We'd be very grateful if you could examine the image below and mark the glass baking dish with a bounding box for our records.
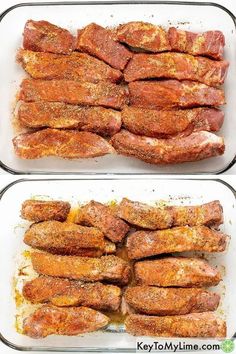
[0,177,235,352]
[0,1,235,174]
[0,1,236,174]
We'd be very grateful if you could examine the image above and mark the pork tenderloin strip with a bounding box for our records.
[76,23,133,70]
[128,80,225,109]
[121,106,224,139]
[17,49,122,83]
[125,286,220,315]
[125,313,226,338]
[124,52,229,87]
[75,200,129,243]
[23,19,75,55]
[168,27,225,60]
[18,102,121,137]
[24,220,116,256]
[13,129,114,159]
[110,130,225,165]
[21,199,71,222]
[23,276,121,311]
[23,305,109,338]
[31,252,131,285]
[116,21,171,52]
[127,226,227,259]
[117,198,223,229]
[134,257,222,287]
[19,79,128,110]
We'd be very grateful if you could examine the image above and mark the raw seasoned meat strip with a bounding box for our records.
[76,23,132,70]
[19,79,128,110]
[23,305,109,338]
[125,313,226,338]
[124,52,229,87]
[31,252,131,285]
[121,106,224,138]
[17,49,122,83]
[13,129,114,159]
[129,80,225,109]
[75,200,129,243]
[18,102,121,136]
[21,199,71,222]
[23,20,74,54]
[116,21,170,52]
[134,257,222,287]
[125,286,220,315]
[127,226,227,259]
[23,276,121,310]
[168,27,225,60]
[110,130,225,164]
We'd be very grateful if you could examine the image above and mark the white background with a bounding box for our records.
[0,0,236,353]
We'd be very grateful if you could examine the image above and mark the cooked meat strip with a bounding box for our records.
[121,106,224,139]
[168,28,225,60]
[17,49,122,83]
[23,276,121,311]
[125,286,220,315]
[110,130,225,164]
[23,305,109,338]
[117,198,173,230]
[31,252,131,285]
[134,257,222,287]
[127,226,227,260]
[13,129,114,159]
[75,201,129,243]
[19,79,128,110]
[116,21,170,52]
[21,199,71,222]
[24,220,109,256]
[128,80,225,109]
[171,200,223,227]
[18,102,121,136]
[125,313,226,338]
[124,52,229,87]
[117,199,223,229]
[76,23,132,70]
[23,20,74,55]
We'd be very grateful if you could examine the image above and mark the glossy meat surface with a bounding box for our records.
[19,79,128,109]
[134,257,222,287]
[23,305,109,338]
[129,80,225,109]
[18,102,122,136]
[21,199,71,222]
[23,20,74,54]
[111,130,225,164]
[117,198,173,230]
[125,286,220,315]
[24,221,108,256]
[31,252,131,285]
[124,52,228,86]
[116,21,170,52]
[17,49,122,83]
[127,226,227,259]
[121,106,224,138]
[168,28,225,60]
[23,276,121,311]
[13,129,114,159]
[76,201,129,243]
[76,23,132,70]
[125,313,226,338]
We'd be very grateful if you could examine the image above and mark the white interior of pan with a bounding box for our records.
[0,2,235,174]
[0,178,235,351]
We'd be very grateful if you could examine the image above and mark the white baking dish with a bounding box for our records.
[0,1,235,174]
[0,178,235,352]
